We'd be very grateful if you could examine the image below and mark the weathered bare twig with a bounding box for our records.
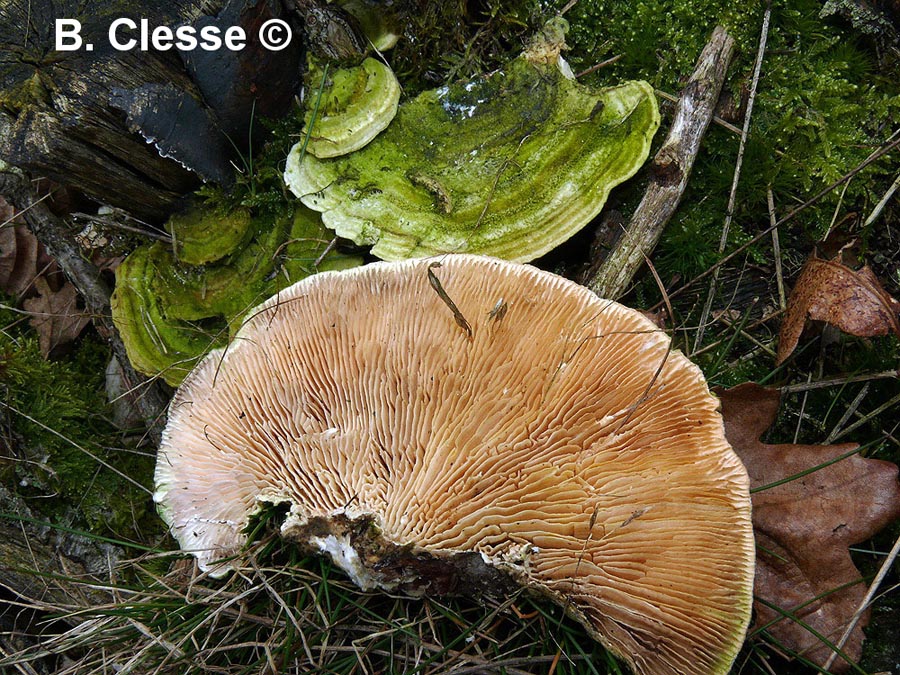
[831,389,900,443]
[653,90,741,135]
[823,531,900,671]
[0,167,168,445]
[586,26,735,299]
[779,370,899,394]
[694,3,771,351]
[863,170,900,228]
[767,187,787,310]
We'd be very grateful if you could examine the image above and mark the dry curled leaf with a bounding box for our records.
[3,194,87,356]
[22,277,91,358]
[0,223,40,298]
[718,383,900,671]
[777,254,900,364]
[1,196,39,298]
[1,195,61,300]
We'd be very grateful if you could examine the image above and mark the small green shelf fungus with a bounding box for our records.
[304,57,401,159]
[166,205,253,266]
[284,23,660,262]
[111,206,361,386]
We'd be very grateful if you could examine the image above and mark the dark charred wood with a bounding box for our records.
[110,82,236,185]
[0,0,303,221]
[182,0,303,140]
[0,0,205,220]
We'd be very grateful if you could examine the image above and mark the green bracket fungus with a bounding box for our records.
[166,204,253,265]
[284,23,660,263]
[304,57,401,159]
[111,206,361,386]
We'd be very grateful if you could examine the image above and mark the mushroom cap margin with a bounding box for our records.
[154,254,754,675]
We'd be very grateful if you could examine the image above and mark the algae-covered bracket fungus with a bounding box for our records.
[284,19,660,262]
[156,255,754,675]
[111,205,361,386]
[302,57,401,158]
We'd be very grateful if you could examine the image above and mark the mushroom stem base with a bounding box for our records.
[282,514,524,601]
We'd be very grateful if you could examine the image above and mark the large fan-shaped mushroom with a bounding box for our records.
[155,255,754,675]
[284,20,660,262]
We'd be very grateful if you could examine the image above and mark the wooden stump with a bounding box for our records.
[0,0,303,221]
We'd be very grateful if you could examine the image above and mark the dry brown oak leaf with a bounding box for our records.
[777,254,900,364]
[718,383,900,672]
[1,195,63,300]
[0,222,40,298]
[22,277,91,358]
[1,196,40,298]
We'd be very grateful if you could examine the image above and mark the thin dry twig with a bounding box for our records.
[768,187,787,310]
[716,306,777,358]
[71,211,173,244]
[826,384,870,444]
[822,532,900,671]
[689,308,784,357]
[576,54,623,78]
[694,1,772,351]
[779,370,899,394]
[863,171,900,228]
[831,390,900,442]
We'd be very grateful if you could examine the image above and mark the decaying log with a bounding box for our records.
[587,26,736,299]
[0,0,302,221]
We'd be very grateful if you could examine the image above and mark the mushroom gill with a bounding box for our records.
[155,255,754,675]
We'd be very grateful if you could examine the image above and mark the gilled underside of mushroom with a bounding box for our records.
[156,255,754,675]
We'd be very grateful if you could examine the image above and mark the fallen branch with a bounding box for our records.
[586,26,735,299]
[0,166,168,445]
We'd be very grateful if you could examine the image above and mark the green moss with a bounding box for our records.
[752,5,900,211]
[565,1,761,90]
[566,0,900,289]
[0,306,156,540]
[0,71,53,114]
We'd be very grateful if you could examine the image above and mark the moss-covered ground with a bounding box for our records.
[0,302,159,542]
[1,0,898,673]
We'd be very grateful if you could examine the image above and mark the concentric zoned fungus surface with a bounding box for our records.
[303,56,400,158]
[111,205,360,385]
[155,255,753,675]
[284,20,660,262]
